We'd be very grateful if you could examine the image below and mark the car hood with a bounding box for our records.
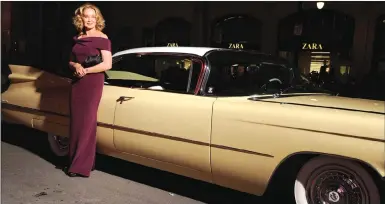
[248,93,385,114]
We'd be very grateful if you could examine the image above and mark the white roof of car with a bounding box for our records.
[113,47,224,57]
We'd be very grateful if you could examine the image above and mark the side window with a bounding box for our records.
[107,54,202,94]
[154,56,202,93]
[205,62,291,96]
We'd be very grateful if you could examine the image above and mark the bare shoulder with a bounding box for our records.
[99,32,108,39]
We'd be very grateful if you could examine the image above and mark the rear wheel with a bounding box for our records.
[47,133,69,157]
[294,156,380,204]
[1,73,10,93]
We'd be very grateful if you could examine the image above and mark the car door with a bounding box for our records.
[109,53,215,176]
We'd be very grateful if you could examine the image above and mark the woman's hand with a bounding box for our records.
[73,64,87,78]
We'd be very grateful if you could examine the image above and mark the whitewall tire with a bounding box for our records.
[294,156,380,204]
[47,133,69,157]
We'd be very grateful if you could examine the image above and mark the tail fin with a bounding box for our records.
[7,64,44,83]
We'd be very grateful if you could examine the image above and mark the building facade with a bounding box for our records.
[2,1,385,81]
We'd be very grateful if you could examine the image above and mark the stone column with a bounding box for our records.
[201,2,209,46]
[261,17,279,55]
[1,2,12,57]
[191,2,202,47]
[362,18,376,75]
[351,16,370,81]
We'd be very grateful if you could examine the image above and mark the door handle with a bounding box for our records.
[117,96,134,104]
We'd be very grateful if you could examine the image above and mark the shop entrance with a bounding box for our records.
[279,50,331,74]
[309,52,330,73]
[277,9,355,84]
[297,42,331,75]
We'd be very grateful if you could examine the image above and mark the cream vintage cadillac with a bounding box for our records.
[1,47,384,204]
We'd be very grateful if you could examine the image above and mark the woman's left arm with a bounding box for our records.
[84,49,112,74]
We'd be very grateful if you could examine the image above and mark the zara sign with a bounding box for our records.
[301,42,324,50]
[228,43,244,49]
[167,43,179,47]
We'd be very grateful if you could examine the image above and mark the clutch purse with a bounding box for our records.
[82,54,103,68]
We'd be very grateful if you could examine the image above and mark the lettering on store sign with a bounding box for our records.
[229,43,244,49]
[302,43,323,50]
[167,43,179,47]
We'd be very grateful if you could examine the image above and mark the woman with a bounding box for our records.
[66,3,112,178]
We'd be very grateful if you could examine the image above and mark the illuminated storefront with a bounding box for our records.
[153,17,191,47]
[278,9,355,82]
[372,14,385,74]
[210,15,262,51]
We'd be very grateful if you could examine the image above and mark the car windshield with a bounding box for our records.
[204,50,331,96]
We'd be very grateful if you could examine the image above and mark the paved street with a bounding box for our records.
[1,123,277,204]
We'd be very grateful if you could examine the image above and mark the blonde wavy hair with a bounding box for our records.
[72,3,105,34]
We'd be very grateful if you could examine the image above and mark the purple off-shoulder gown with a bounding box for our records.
[69,36,111,177]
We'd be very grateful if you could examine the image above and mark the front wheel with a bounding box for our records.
[47,133,69,157]
[294,156,380,204]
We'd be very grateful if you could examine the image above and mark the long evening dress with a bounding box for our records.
[69,36,111,177]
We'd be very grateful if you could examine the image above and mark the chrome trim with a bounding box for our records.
[248,98,385,115]
[2,105,275,158]
[211,144,274,158]
[2,103,68,118]
[199,57,211,95]
[98,122,274,158]
[239,120,385,143]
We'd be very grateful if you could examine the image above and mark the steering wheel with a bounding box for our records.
[260,78,283,91]
[268,78,282,84]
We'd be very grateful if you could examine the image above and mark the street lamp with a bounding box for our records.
[317,2,325,9]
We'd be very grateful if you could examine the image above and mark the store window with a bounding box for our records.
[210,15,262,51]
[278,9,355,82]
[154,17,191,47]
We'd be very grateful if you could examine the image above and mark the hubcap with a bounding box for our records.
[53,135,69,150]
[307,168,368,204]
[328,191,340,202]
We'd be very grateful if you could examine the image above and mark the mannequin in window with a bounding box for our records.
[319,60,329,84]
